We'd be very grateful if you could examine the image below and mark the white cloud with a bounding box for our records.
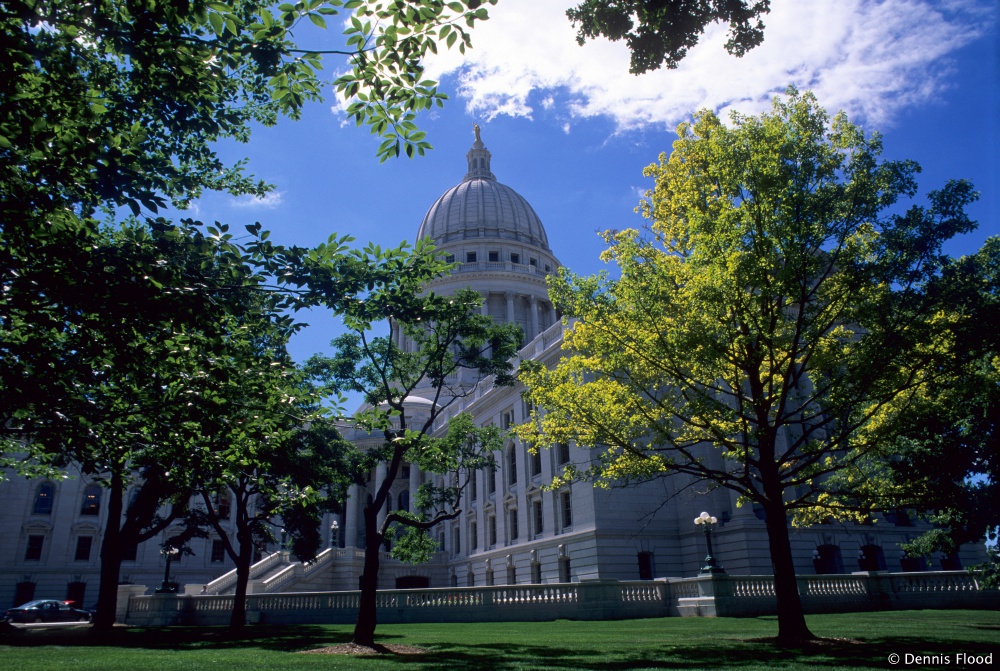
[232,191,285,209]
[424,0,990,131]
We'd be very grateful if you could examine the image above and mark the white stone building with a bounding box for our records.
[0,132,984,607]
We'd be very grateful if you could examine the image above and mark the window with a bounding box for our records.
[397,491,409,512]
[488,251,499,262]
[466,251,477,263]
[74,536,93,561]
[486,569,494,586]
[510,253,520,264]
[211,540,226,563]
[213,493,230,520]
[444,254,455,263]
[488,516,497,547]
[531,562,541,584]
[557,442,570,465]
[122,543,138,562]
[559,557,572,583]
[530,449,542,477]
[561,491,573,528]
[470,521,478,550]
[470,471,477,501]
[32,482,55,515]
[25,534,44,561]
[501,410,514,429]
[487,464,497,495]
[529,258,537,267]
[507,446,518,485]
[509,509,519,541]
[638,552,654,580]
[467,569,475,587]
[507,565,516,585]
[80,485,101,516]
[533,500,544,537]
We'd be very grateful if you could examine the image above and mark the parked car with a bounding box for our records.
[4,599,91,623]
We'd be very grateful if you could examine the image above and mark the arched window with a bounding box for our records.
[638,551,655,580]
[32,482,55,515]
[80,485,102,516]
[859,544,887,571]
[813,544,845,574]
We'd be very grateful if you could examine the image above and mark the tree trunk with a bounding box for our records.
[229,527,253,632]
[94,469,125,631]
[352,507,382,646]
[761,496,814,645]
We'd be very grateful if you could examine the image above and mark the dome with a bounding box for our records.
[416,127,550,250]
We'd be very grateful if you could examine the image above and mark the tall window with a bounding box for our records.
[638,552,654,580]
[508,508,519,541]
[488,516,497,547]
[80,484,101,516]
[530,449,542,477]
[487,464,497,495]
[470,471,477,501]
[531,562,541,584]
[557,442,570,465]
[211,540,226,563]
[532,500,543,537]
[32,482,55,515]
[561,491,573,528]
[507,446,517,485]
[24,534,44,561]
[559,557,572,583]
[507,565,516,585]
[213,492,231,520]
[470,521,478,550]
[452,528,460,556]
[74,536,93,561]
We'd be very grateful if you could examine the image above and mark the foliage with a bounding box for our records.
[305,280,521,646]
[517,89,980,644]
[566,0,770,74]
[851,238,999,559]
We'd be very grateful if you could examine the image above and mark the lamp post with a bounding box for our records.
[156,546,180,593]
[330,520,340,549]
[694,511,725,574]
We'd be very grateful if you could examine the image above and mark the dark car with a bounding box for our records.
[4,599,91,623]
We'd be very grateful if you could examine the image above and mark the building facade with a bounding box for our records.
[0,132,985,607]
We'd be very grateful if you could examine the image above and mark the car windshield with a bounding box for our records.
[15,600,54,609]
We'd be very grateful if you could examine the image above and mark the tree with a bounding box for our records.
[566,0,770,74]
[305,280,521,647]
[517,89,980,645]
[850,238,999,563]
[1,0,497,470]
[1,219,306,630]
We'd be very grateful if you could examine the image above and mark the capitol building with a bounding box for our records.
[0,132,984,608]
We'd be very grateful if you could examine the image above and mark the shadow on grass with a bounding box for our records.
[2,623,996,670]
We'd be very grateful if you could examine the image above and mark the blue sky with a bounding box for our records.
[187,0,999,364]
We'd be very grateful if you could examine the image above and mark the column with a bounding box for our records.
[375,462,388,532]
[409,462,421,514]
[529,295,539,342]
[505,292,515,327]
[344,484,359,548]
[480,291,490,317]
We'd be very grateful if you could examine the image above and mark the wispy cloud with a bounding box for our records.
[232,191,285,209]
[424,0,990,131]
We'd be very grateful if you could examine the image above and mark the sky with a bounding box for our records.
[187,0,1000,364]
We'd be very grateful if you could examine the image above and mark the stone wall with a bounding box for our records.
[122,571,995,627]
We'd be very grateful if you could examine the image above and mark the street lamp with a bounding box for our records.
[156,546,180,593]
[694,511,725,574]
[330,520,340,549]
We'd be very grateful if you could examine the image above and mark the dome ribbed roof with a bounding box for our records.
[416,127,550,250]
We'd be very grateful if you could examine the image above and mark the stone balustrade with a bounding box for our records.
[121,571,996,627]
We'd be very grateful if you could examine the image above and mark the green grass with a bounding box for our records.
[2,610,997,671]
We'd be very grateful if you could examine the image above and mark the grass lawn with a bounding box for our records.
[1,610,997,671]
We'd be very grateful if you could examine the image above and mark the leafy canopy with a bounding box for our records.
[566,0,770,74]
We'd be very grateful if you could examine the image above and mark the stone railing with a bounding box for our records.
[123,571,995,627]
[674,571,996,618]
[202,551,287,595]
